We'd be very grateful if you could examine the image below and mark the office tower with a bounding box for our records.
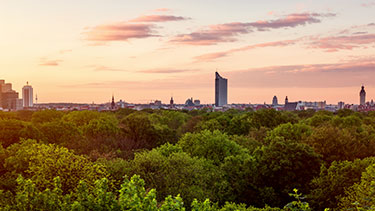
[272,96,278,105]
[215,72,228,107]
[360,85,366,105]
[22,82,33,108]
[285,96,288,104]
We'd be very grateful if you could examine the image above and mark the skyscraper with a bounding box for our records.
[22,82,33,108]
[360,85,366,105]
[215,72,228,107]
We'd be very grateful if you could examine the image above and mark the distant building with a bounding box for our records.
[22,82,33,108]
[185,97,195,106]
[360,85,366,105]
[215,72,228,107]
[338,101,345,110]
[170,97,174,107]
[194,99,201,105]
[272,96,278,105]
[111,95,115,110]
[0,79,22,110]
[284,96,298,111]
[154,100,162,107]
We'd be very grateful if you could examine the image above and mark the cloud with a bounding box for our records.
[248,13,335,30]
[194,39,299,62]
[39,60,62,66]
[171,12,334,45]
[62,58,375,91]
[84,22,158,42]
[138,68,197,74]
[309,33,375,52]
[131,15,188,22]
[225,59,375,88]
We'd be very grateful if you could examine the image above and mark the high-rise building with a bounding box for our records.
[272,96,278,105]
[22,82,33,108]
[360,85,366,105]
[0,79,22,110]
[215,72,228,107]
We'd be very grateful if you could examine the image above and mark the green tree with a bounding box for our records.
[253,138,322,207]
[178,130,248,165]
[31,109,65,124]
[338,164,375,210]
[1,139,108,193]
[120,112,159,149]
[0,119,42,147]
[309,157,375,210]
[124,144,222,206]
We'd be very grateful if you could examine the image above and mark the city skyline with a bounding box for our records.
[1,0,375,104]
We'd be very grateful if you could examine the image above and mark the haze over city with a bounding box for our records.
[1,0,375,104]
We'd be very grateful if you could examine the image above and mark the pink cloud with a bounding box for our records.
[39,59,62,66]
[84,22,158,42]
[225,59,375,88]
[130,15,189,22]
[194,39,299,62]
[62,58,375,90]
[171,12,334,45]
[248,13,334,30]
[309,33,375,52]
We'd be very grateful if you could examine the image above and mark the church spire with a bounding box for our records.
[111,94,115,110]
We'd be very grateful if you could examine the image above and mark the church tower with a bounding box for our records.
[111,94,115,110]
[360,85,366,105]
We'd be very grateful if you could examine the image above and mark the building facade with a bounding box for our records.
[360,85,366,105]
[215,72,228,107]
[22,82,33,108]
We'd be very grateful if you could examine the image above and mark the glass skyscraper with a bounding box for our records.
[215,72,228,107]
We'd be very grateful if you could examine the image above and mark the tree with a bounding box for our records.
[37,120,84,145]
[120,112,159,149]
[264,123,312,145]
[338,164,375,210]
[1,139,108,193]
[309,157,375,210]
[178,130,248,165]
[306,125,375,163]
[253,138,322,207]
[0,119,42,147]
[31,109,64,124]
[124,144,223,206]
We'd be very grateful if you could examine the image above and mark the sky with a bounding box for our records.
[1,0,375,104]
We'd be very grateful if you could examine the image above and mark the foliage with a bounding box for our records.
[0,139,108,193]
[309,157,375,210]
[338,164,375,210]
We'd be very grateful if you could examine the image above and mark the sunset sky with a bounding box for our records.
[1,0,375,104]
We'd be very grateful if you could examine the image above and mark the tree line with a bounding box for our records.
[1,108,375,210]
